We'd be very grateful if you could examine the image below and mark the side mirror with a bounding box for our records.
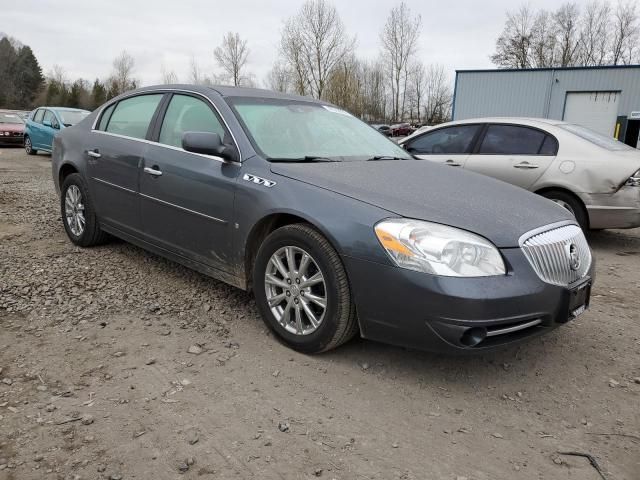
[182,132,238,163]
[52,121,60,130]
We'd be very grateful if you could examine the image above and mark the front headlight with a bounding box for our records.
[374,219,506,277]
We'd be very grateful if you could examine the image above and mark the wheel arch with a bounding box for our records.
[243,211,342,292]
[534,186,589,228]
[58,163,79,191]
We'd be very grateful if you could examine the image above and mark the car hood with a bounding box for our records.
[270,160,574,248]
[0,123,24,132]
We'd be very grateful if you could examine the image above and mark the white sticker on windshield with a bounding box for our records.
[323,105,352,116]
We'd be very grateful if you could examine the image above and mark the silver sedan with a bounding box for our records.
[400,117,640,230]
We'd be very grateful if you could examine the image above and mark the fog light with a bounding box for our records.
[460,327,487,347]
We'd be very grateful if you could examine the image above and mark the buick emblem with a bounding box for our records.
[567,243,580,271]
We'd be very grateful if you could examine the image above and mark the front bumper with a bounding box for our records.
[581,187,640,229]
[343,248,595,354]
[0,135,24,145]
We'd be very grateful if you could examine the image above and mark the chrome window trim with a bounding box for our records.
[139,193,227,224]
[91,88,242,164]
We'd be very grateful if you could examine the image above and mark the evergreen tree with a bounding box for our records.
[13,46,44,108]
[91,79,107,108]
[0,37,18,107]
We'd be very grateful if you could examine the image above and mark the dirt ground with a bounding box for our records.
[0,147,639,480]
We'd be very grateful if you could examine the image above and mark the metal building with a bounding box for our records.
[452,65,640,148]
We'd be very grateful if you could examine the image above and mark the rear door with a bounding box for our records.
[86,93,165,235]
[139,92,240,273]
[464,124,557,189]
[403,124,481,168]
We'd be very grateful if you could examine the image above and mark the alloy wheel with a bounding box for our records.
[64,185,86,236]
[264,246,327,335]
[25,138,32,154]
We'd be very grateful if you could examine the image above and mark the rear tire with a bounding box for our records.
[540,190,588,230]
[24,136,37,155]
[61,173,108,247]
[253,224,358,353]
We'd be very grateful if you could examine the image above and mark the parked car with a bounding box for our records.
[399,118,640,230]
[403,124,432,141]
[0,110,25,145]
[371,124,392,136]
[52,86,592,354]
[390,123,413,137]
[24,107,90,155]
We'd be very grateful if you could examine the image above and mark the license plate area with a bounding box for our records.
[568,279,591,319]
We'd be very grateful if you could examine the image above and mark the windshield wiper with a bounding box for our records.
[366,155,408,161]
[269,156,341,163]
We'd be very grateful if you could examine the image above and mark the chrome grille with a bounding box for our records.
[520,224,592,287]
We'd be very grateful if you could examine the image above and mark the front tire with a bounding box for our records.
[253,224,358,353]
[24,136,37,155]
[60,173,108,247]
[540,190,588,230]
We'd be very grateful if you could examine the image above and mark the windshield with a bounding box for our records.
[0,112,24,124]
[228,97,411,161]
[558,123,634,151]
[57,110,89,127]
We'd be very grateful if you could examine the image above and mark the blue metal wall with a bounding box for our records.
[453,66,640,121]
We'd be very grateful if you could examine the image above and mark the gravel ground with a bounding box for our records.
[1,147,639,480]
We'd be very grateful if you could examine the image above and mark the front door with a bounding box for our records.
[139,93,240,273]
[86,93,165,235]
[40,110,58,151]
[403,124,482,168]
[464,124,556,189]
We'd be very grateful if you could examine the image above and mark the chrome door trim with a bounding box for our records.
[139,193,227,224]
[90,88,242,164]
[91,177,137,194]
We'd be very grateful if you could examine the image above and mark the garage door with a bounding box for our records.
[563,91,619,136]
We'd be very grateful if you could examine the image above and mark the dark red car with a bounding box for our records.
[0,110,26,145]
[390,123,413,137]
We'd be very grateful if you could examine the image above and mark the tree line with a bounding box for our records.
[0,35,44,109]
[491,0,639,68]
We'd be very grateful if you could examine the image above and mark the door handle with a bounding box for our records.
[513,162,539,169]
[445,159,462,167]
[87,149,101,159]
[144,166,163,177]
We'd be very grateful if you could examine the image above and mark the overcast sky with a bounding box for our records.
[5,0,563,88]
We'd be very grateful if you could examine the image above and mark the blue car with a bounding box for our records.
[24,107,90,155]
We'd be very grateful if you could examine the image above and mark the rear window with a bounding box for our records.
[406,125,480,155]
[105,94,163,139]
[559,123,634,151]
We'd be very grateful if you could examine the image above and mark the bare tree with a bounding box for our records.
[408,62,426,124]
[161,64,178,84]
[579,1,611,66]
[280,0,355,99]
[611,1,639,64]
[266,61,291,93]
[214,32,250,86]
[423,64,452,125]
[554,3,581,66]
[110,51,136,95]
[490,5,535,68]
[188,56,203,85]
[380,2,422,121]
[530,10,558,67]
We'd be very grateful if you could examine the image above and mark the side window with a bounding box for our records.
[406,125,480,154]
[33,109,44,123]
[539,135,559,155]
[97,103,116,131]
[42,110,55,126]
[105,94,163,139]
[159,94,225,148]
[478,125,546,155]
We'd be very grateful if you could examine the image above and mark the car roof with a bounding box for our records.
[444,117,567,128]
[32,107,90,112]
[134,84,322,104]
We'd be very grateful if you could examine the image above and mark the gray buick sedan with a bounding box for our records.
[52,85,594,353]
